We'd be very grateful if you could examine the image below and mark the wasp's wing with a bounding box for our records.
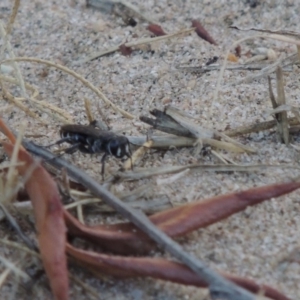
[60,125,118,140]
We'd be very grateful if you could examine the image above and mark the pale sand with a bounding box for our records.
[0,0,300,299]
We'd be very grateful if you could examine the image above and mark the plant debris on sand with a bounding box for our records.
[1,0,300,299]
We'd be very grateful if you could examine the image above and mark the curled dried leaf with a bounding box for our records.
[67,244,290,300]
[147,24,166,36]
[191,20,217,45]
[64,210,155,254]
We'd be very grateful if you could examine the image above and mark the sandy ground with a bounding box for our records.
[1,0,300,299]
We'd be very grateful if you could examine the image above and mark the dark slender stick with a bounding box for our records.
[0,203,37,251]
[23,140,254,300]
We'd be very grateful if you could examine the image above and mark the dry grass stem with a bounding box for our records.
[203,138,255,153]
[178,62,293,73]
[275,67,290,144]
[5,0,20,36]
[214,133,256,153]
[128,134,256,151]
[80,28,195,63]
[116,183,153,201]
[123,140,153,170]
[0,22,27,99]
[76,204,84,224]
[64,198,101,210]
[70,190,92,198]
[297,45,300,61]
[0,74,39,98]
[0,75,70,123]
[0,104,14,114]
[0,78,46,123]
[61,168,72,196]
[12,201,33,215]
[115,164,296,181]
[84,98,94,123]
[66,197,170,214]
[66,183,167,213]
[156,169,190,186]
[65,183,171,214]
[1,151,40,210]
[0,57,134,119]
[224,116,300,137]
[69,273,99,300]
[211,150,231,165]
[230,26,300,41]
[3,123,26,205]
[268,76,277,111]
[128,135,196,148]
[79,45,119,63]
[0,239,38,258]
[31,100,73,123]
[0,255,29,280]
[228,54,287,86]
[267,105,300,122]
[0,268,11,289]
[10,158,41,198]
[61,166,85,223]
[126,28,194,47]
[0,161,23,170]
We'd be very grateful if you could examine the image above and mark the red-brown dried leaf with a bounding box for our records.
[0,119,68,300]
[65,181,300,255]
[66,243,289,300]
[147,24,166,36]
[0,119,18,145]
[119,44,132,56]
[151,180,300,235]
[2,142,69,300]
[64,210,155,254]
[191,20,217,45]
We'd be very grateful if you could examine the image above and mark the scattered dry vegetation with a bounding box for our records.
[1,0,300,299]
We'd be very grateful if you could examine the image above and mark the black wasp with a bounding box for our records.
[50,122,132,178]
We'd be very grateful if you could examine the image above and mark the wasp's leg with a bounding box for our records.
[64,143,81,154]
[78,144,95,154]
[44,143,80,162]
[44,137,72,148]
